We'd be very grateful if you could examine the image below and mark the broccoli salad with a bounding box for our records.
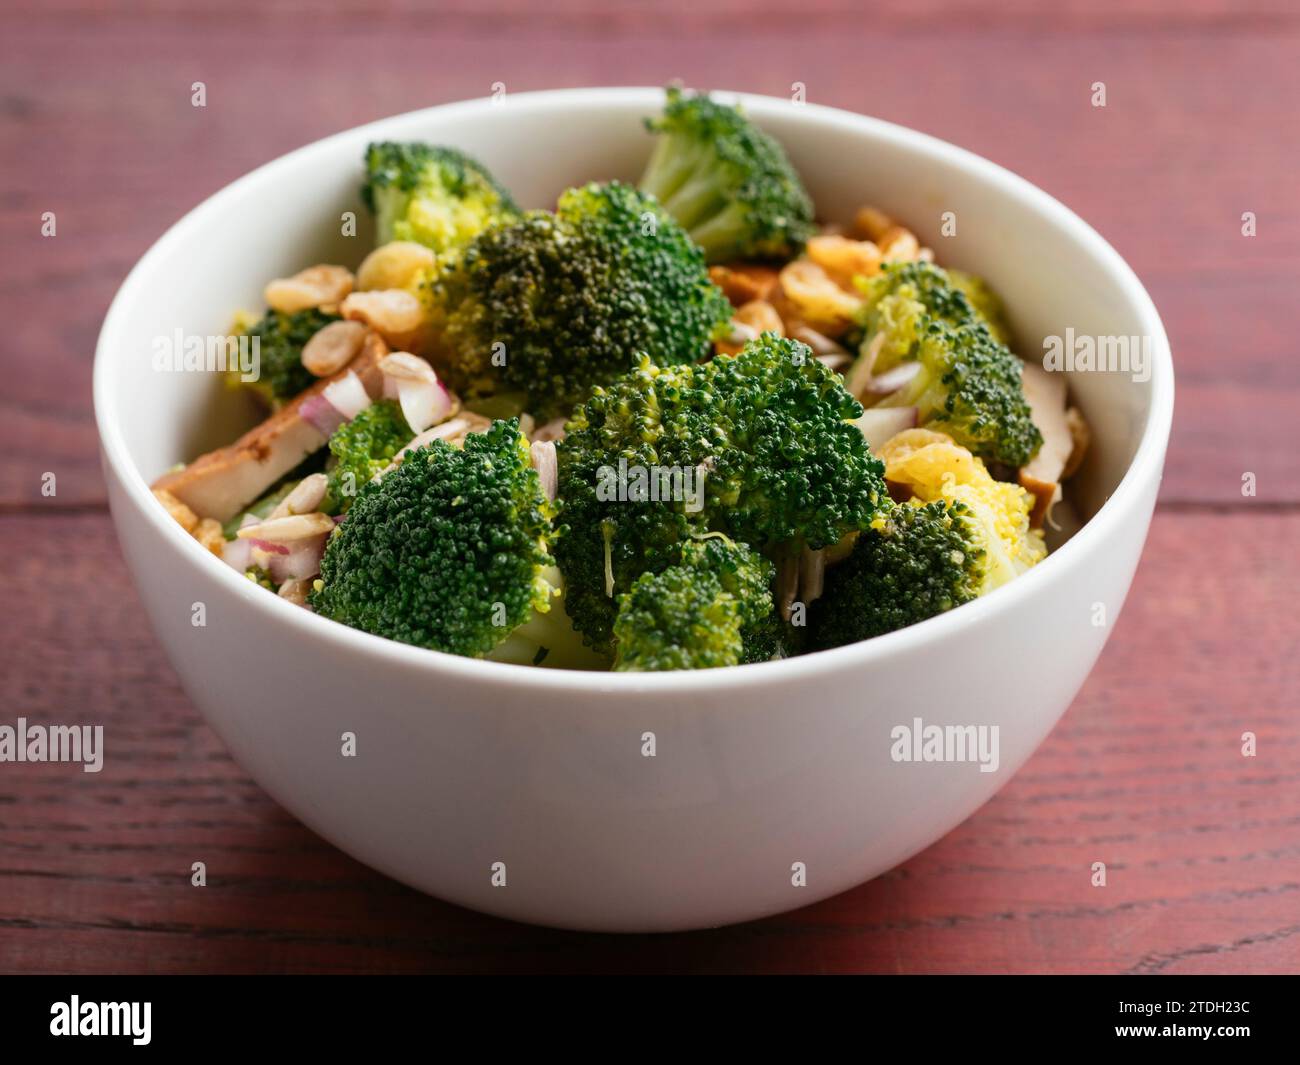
[152,86,1090,672]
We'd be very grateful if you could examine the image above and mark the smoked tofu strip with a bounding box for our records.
[152,332,389,522]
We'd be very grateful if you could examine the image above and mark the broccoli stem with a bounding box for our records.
[639,134,703,203]
[686,202,750,262]
[659,169,726,231]
[484,570,611,670]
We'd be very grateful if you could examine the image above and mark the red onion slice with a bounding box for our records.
[395,377,454,435]
[531,417,568,443]
[816,351,853,373]
[299,392,346,438]
[322,370,373,420]
[791,325,850,358]
[267,533,328,582]
[222,536,253,571]
[854,407,919,450]
[845,332,884,398]
[846,332,922,401]
[377,354,455,434]
[861,361,921,399]
[530,440,558,502]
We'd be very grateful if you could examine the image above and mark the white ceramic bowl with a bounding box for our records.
[95,88,1172,932]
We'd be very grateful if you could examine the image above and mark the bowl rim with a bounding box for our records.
[94,86,1174,695]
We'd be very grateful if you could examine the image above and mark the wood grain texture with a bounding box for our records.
[1,508,1296,974]
[1,0,1296,973]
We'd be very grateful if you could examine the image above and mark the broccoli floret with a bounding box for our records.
[639,86,815,263]
[614,564,743,671]
[697,337,886,549]
[809,500,985,649]
[361,142,519,252]
[311,419,598,665]
[321,400,412,513]
[426,180,732,418]
[877,319,1043,468]
[554,334,889,652]
[948,269,1013,346]
[613,535,778,671]
[877,430,1047,592]
[235,308,337,406]
[854,262,1042,467]
[553,359,699,651]
[855,261,978,373]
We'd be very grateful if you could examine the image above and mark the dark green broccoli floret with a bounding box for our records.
[614,564,741,671]
[696,337,885,549]
[612,535,778,671]
[853,262,1042,467]
[555,334,889,652]
[235,308,337,405]
[361,142,519,252]
[809,500,985,649]
[639,86,815,263]
[310,419,598,665]
[425,180,731,418]
[322,400,412,513]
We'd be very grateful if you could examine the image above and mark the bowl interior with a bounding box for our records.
[99,88,1160,557]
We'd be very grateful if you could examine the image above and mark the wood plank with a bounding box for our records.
[0,14,1297,505]
[8,1,1300,29]
[1,506,1295,973]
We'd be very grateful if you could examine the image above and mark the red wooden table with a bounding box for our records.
[1,0,1297,974]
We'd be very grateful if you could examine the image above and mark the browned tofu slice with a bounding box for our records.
[1018,360,1078,528]
[152,332,389,522]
